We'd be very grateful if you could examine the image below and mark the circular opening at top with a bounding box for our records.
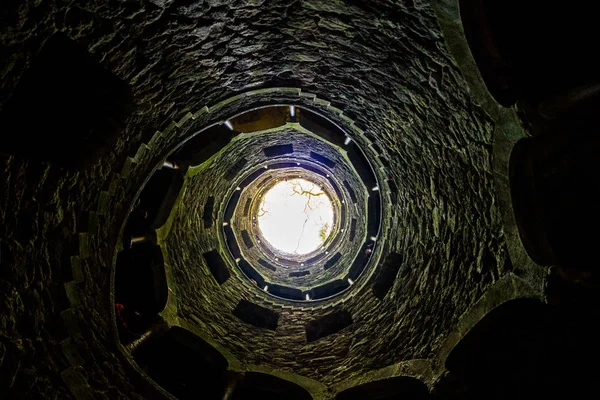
[257,178,334,255]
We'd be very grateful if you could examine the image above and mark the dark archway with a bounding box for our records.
[336,376,430,400]
[459,0,600,108]
[114,242,168,342]
[133,327,229,400]
[510,108,600,274]
[445,298,600,400]
[232,372,312,400]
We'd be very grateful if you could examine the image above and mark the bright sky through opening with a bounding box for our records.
[257,178,334,255]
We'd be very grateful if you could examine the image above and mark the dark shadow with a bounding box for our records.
[224,190,241,221]
[232,372,312,400]
[372,253,403,300]
[336,376,429,400]
[224,225,241,259]
[289,270,309,278]
[173,124,234,167]
[511,110,600,272]
[458,0,516,106]
[243,198,252,216]
[349,218,357,242]
[346,143,377,189]
[241,230,254,249]
[344,181,358,203]
[310,152,336,168]
[0,33,132,169]
[125,168,184,238]
[305,310,353,342]
[203,196,215,229]
[311,279,349,301]
[348,242,372,280]
[133,326,228,400]
[445,298,600,399]
[225,158,248,181]
[367,193,381,237]
[269,284,304,301]
[230,106,289,133]
[264,144,294,157]
[239,167,265,189]
[509,137,556,265]
[530,128,600,271]
[258,259,276,271]
[237,259,265,288]
[115,243,167,337]
[147,169,184,230]
[233,300,279,331]
[202,250,231,285]
[459,0,599,106]
[298,108,346,147]
[324,252,342,270]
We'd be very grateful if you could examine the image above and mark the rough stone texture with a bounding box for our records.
[183,123,370,289]
[0,0,509,397]
[166,122,382,380]
[233,165,359,288]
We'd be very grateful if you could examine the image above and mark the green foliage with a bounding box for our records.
[319,223,330,241]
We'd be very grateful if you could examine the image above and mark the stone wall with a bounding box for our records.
[0,0,508,397]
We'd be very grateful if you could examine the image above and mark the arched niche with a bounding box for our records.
[510,123,600,272]
[125,167,185,239]
[335,376,430,400]
[0,32,133,169]
[458,0,516,106]
[445,298,600,399]
[232,372,312,400]
[115,243,168,339]
[459,0,599,107]
[133,326,229,400]
[508,137,556,266]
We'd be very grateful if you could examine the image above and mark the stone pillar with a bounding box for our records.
[221,371,243,400]
[125,318,170,353]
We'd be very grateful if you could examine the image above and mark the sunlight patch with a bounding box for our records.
[257,178,334,255]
